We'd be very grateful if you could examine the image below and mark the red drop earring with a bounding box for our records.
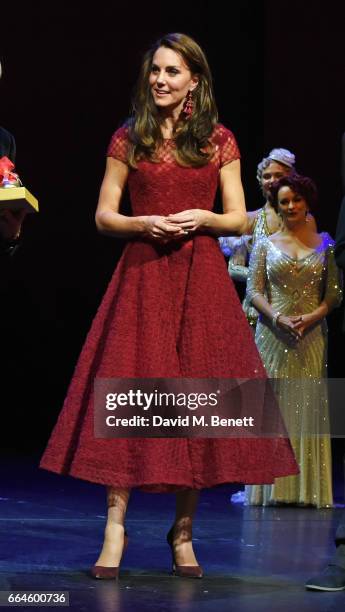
[183,90,194,118]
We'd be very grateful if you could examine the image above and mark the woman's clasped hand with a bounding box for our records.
[144,209,212,243]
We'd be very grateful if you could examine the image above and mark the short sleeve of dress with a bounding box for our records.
[107,126,129,164]
[213,124,241,167]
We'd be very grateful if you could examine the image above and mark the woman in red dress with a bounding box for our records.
[40,33,298,579]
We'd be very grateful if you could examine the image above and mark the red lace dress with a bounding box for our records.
[40,124,298,492]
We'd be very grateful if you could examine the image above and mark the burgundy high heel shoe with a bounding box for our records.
[167,526,203,578]
[90,529,129,580]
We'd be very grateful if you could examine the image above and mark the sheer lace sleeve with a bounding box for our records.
[246,238,268,303]
[323,244,343,310]
[107,126,129,163]
[213,124,241,167]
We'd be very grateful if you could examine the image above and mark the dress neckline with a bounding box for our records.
[268,233,328,262]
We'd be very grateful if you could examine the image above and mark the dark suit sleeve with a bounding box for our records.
[0,128,19,255]
[0,126,16,163]
[341,132,345,196]
[336,132,345,270]
[332,134,345,551]
[0,238,20,257]
[335,197,345,270]
[8,132,16,164]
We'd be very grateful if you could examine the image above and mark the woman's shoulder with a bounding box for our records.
[319,231,335,251]
[248,207,264,229]
[211,123,237,143]
[266,230,281,244]
[210,124,241,165]
[109,123,130,142]
[107,123,130,161]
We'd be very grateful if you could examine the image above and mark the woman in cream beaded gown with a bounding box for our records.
[219,148,316,327]
[245,174,342,508]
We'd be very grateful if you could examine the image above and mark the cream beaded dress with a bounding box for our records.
[221,207,275,327]
[245,233,342,508]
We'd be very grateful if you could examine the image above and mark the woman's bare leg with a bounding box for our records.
[94,487,131,567]
[172,489,200,566]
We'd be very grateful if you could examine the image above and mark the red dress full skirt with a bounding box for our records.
[40,237,298,492]
[40,124,299,491]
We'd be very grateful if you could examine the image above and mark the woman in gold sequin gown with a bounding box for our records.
[245,175,342,508]
[220,148,316,327]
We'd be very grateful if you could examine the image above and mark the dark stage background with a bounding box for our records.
[1,1,344,465]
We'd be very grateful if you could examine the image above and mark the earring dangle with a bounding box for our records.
[183,90,194,118]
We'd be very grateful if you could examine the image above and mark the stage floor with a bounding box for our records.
[0,457,344,612]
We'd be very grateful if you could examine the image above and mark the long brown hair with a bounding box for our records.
[126,33,218,168]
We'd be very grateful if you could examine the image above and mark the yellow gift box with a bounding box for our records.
[0,186,39,213]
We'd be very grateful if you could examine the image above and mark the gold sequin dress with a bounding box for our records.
[245,232,343,508]
[226,207,273,327]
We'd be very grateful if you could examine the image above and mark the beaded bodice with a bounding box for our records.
[247,233,342,317]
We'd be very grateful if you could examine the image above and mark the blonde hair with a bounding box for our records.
[256,148,296,183]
